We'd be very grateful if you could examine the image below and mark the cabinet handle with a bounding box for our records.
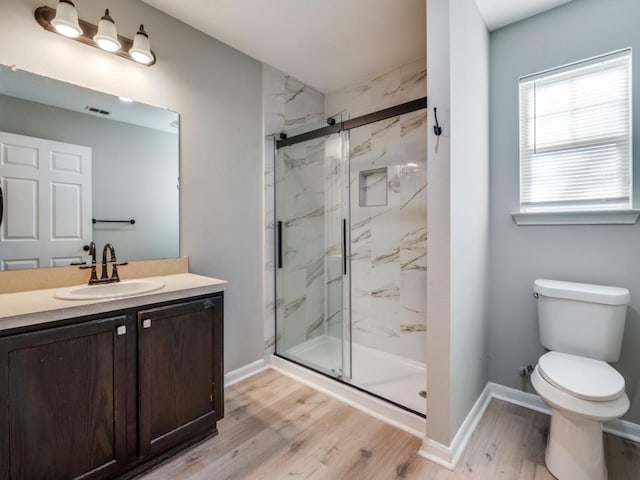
[116,325,127,336]
[142,319,152,329]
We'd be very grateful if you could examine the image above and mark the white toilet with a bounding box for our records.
[530,279,630,480]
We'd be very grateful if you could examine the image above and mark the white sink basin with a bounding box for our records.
[55,279,165,300]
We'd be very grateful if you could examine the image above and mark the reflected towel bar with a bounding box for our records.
[92,218,136,224]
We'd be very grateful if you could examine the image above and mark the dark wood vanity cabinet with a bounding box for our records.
[0,314,130,480]
[0,292,224,480]
[137,296,223,459]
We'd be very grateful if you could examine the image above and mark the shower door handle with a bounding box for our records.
[277,221,283,269]
[0,184,3,227]
[342,219,347,275]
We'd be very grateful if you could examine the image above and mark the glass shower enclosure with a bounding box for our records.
[274,125,351,380]
[274,102,428,416]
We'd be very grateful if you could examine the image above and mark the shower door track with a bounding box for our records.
[272,353,427,419]
[276,97,427,149]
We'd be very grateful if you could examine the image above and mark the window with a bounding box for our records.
[519,49,632,215]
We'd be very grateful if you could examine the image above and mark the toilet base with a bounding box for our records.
[546,409,606,480]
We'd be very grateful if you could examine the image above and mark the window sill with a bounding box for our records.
[511,210,640,225]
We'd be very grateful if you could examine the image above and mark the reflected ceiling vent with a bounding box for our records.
[85,105,110,115]
[169,120,179,129]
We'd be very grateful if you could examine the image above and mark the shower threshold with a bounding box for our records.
[281,335,427,416]
[271,351,426,438]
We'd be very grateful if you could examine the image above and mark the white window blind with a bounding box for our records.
[519,49,632,213]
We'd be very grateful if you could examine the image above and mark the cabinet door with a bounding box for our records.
[138,295,223,459]
[0,315,129,480]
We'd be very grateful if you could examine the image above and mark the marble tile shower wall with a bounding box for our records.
[262,65,325,358]
[262,59,427,364]
[325,58,426,119]
[347,112,427,363]
[325,59,427,364]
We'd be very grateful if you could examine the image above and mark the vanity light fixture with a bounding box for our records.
[50,0,82,38]
[94,9,120,52]
[35,4,156,66]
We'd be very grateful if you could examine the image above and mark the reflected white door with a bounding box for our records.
[0,131,92,270]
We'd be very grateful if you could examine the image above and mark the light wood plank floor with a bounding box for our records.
[140,369,640,479]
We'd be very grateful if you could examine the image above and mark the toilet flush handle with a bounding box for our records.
[533,292,539,299]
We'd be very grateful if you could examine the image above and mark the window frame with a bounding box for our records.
[513,48,638,225]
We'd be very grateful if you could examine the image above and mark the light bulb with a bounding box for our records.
[94,9,121,52]
[129,25,154,65]
[51,0,82,38]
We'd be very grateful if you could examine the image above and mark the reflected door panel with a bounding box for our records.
[0,131,92,270]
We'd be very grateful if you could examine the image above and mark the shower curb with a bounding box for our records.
[270,355,426,437]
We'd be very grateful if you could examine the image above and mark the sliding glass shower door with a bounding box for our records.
[274,126,350,379]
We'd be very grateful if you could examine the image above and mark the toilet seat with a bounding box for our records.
[538,351,625,402]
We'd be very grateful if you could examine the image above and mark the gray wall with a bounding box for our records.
[449,0,490,440]
[0,94,179,262]
[490,0,640,423]
[425,0,489,446]
[0,0,264,374]
[425,0,452,446]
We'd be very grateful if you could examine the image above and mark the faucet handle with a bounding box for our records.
[79,263,99,284]
[110,262,128,282]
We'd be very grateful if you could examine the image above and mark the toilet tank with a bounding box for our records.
[534,279,630,362]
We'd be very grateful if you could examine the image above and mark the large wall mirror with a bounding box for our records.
[0,65,179,271]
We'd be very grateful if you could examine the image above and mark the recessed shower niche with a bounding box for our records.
[359,167,388,207]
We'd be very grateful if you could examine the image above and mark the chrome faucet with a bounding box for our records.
[79,242,127,285]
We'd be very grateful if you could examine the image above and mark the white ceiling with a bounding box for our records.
[142,0,575,93]
[142,0,426,94]
[474,0,575,31]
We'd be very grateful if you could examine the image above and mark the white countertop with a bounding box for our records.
[0,273,227,333]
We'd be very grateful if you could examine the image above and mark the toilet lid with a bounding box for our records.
[538,352,625,402]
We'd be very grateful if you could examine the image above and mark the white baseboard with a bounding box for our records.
[488,382,550,414]
[419,381,640,471]
[224,359,269,387]
[420,438,454,469]
[487,382,640,444]
[418,382,493,469]
[606,417,640,443]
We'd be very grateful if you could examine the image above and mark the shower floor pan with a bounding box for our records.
[286,335,426,415]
